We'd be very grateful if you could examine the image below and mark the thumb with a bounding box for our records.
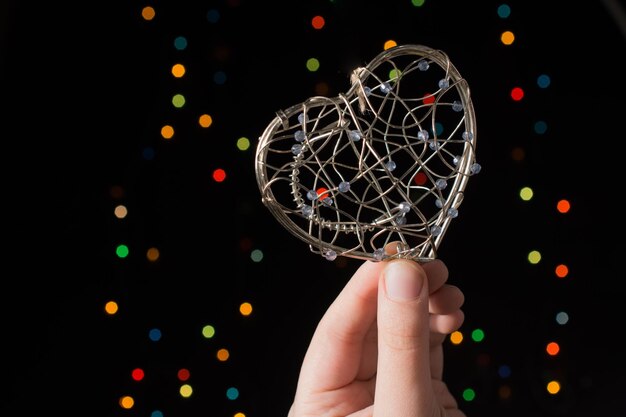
[374,259,435,417]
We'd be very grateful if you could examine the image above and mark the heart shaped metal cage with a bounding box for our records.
[255,44,480,262]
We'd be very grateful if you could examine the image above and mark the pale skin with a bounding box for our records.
[288,254,466,417]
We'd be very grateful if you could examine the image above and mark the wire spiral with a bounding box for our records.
[255,44,480,262]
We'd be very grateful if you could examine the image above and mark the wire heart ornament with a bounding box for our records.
[255,44,480,262]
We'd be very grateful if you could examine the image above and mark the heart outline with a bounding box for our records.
[255,44,480,262]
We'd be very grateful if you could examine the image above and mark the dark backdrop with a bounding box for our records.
[2,1,625,416]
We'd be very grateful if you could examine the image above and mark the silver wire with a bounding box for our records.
[255,44,480,262]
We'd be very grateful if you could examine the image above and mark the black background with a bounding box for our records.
[2,1,625,416]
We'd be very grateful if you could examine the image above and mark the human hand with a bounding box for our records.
[288,256,466,417]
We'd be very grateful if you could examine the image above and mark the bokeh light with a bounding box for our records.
[213,168,227,182]
[199,113,213,128]
[239,302,253,316]
[500,30,515,45]
[104,301,119,315]
[528,250,542,264]
[311,15,325,29]
[510,86,524,101]
[520,186,533,201]
[556,199,571,213]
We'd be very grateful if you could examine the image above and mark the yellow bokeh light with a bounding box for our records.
[557,199,571,213]
[217,348,230,361]
[498,385,512,399]
[511,146,525,161]
[237,137,250,151]
[202,325,215,338]
[555,264,568,278]
[180,384,193,398]
[546,341,560,356]
[306,57,320,72]
[501,30,515,45]
[172,93,186,108]
[234,413,246,417]
[528,250,542,264]
[519,186,533,201]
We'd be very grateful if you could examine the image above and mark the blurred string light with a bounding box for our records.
[462,388,476,401]
[148,328,162,342]
[555,311,569,325]
[172,93,186,108]
[174,36,188,50]
[546,380,561,394]
[178,368,191,381]
[179,384,193,398]
[527,250,541,264]
[119,395,135,409]
[146,247,160,262]
[519,186,533,201]
[498,364,512,378]
[141,6,156,21]
[534,120,547,134]
[306,57,320,72]
[497,2,514,46]
[500,30,515,45]
[239,302,253,316]
[510,86,524,101]
[132,368,145,381]
[199,114,213,128]
[555,264,568,278]
[143,147,156,160]
[172,63,186,78]
[511,146,525,161]
[537,74,551,88]
[471,328,485,342]
[213,168,227,182]
[250,249,263,262]
[217,348,230,362]
[214,70,227,85]
[236,137,250,151]
[207,9,220,23]
[105,300,119,315]
[311,15,325,29]
[202,324,216,338]
[116,244,129,258]
[383,39,398,50]
[449,330,463,345]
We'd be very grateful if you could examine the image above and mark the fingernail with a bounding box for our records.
[384,261,423,301]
